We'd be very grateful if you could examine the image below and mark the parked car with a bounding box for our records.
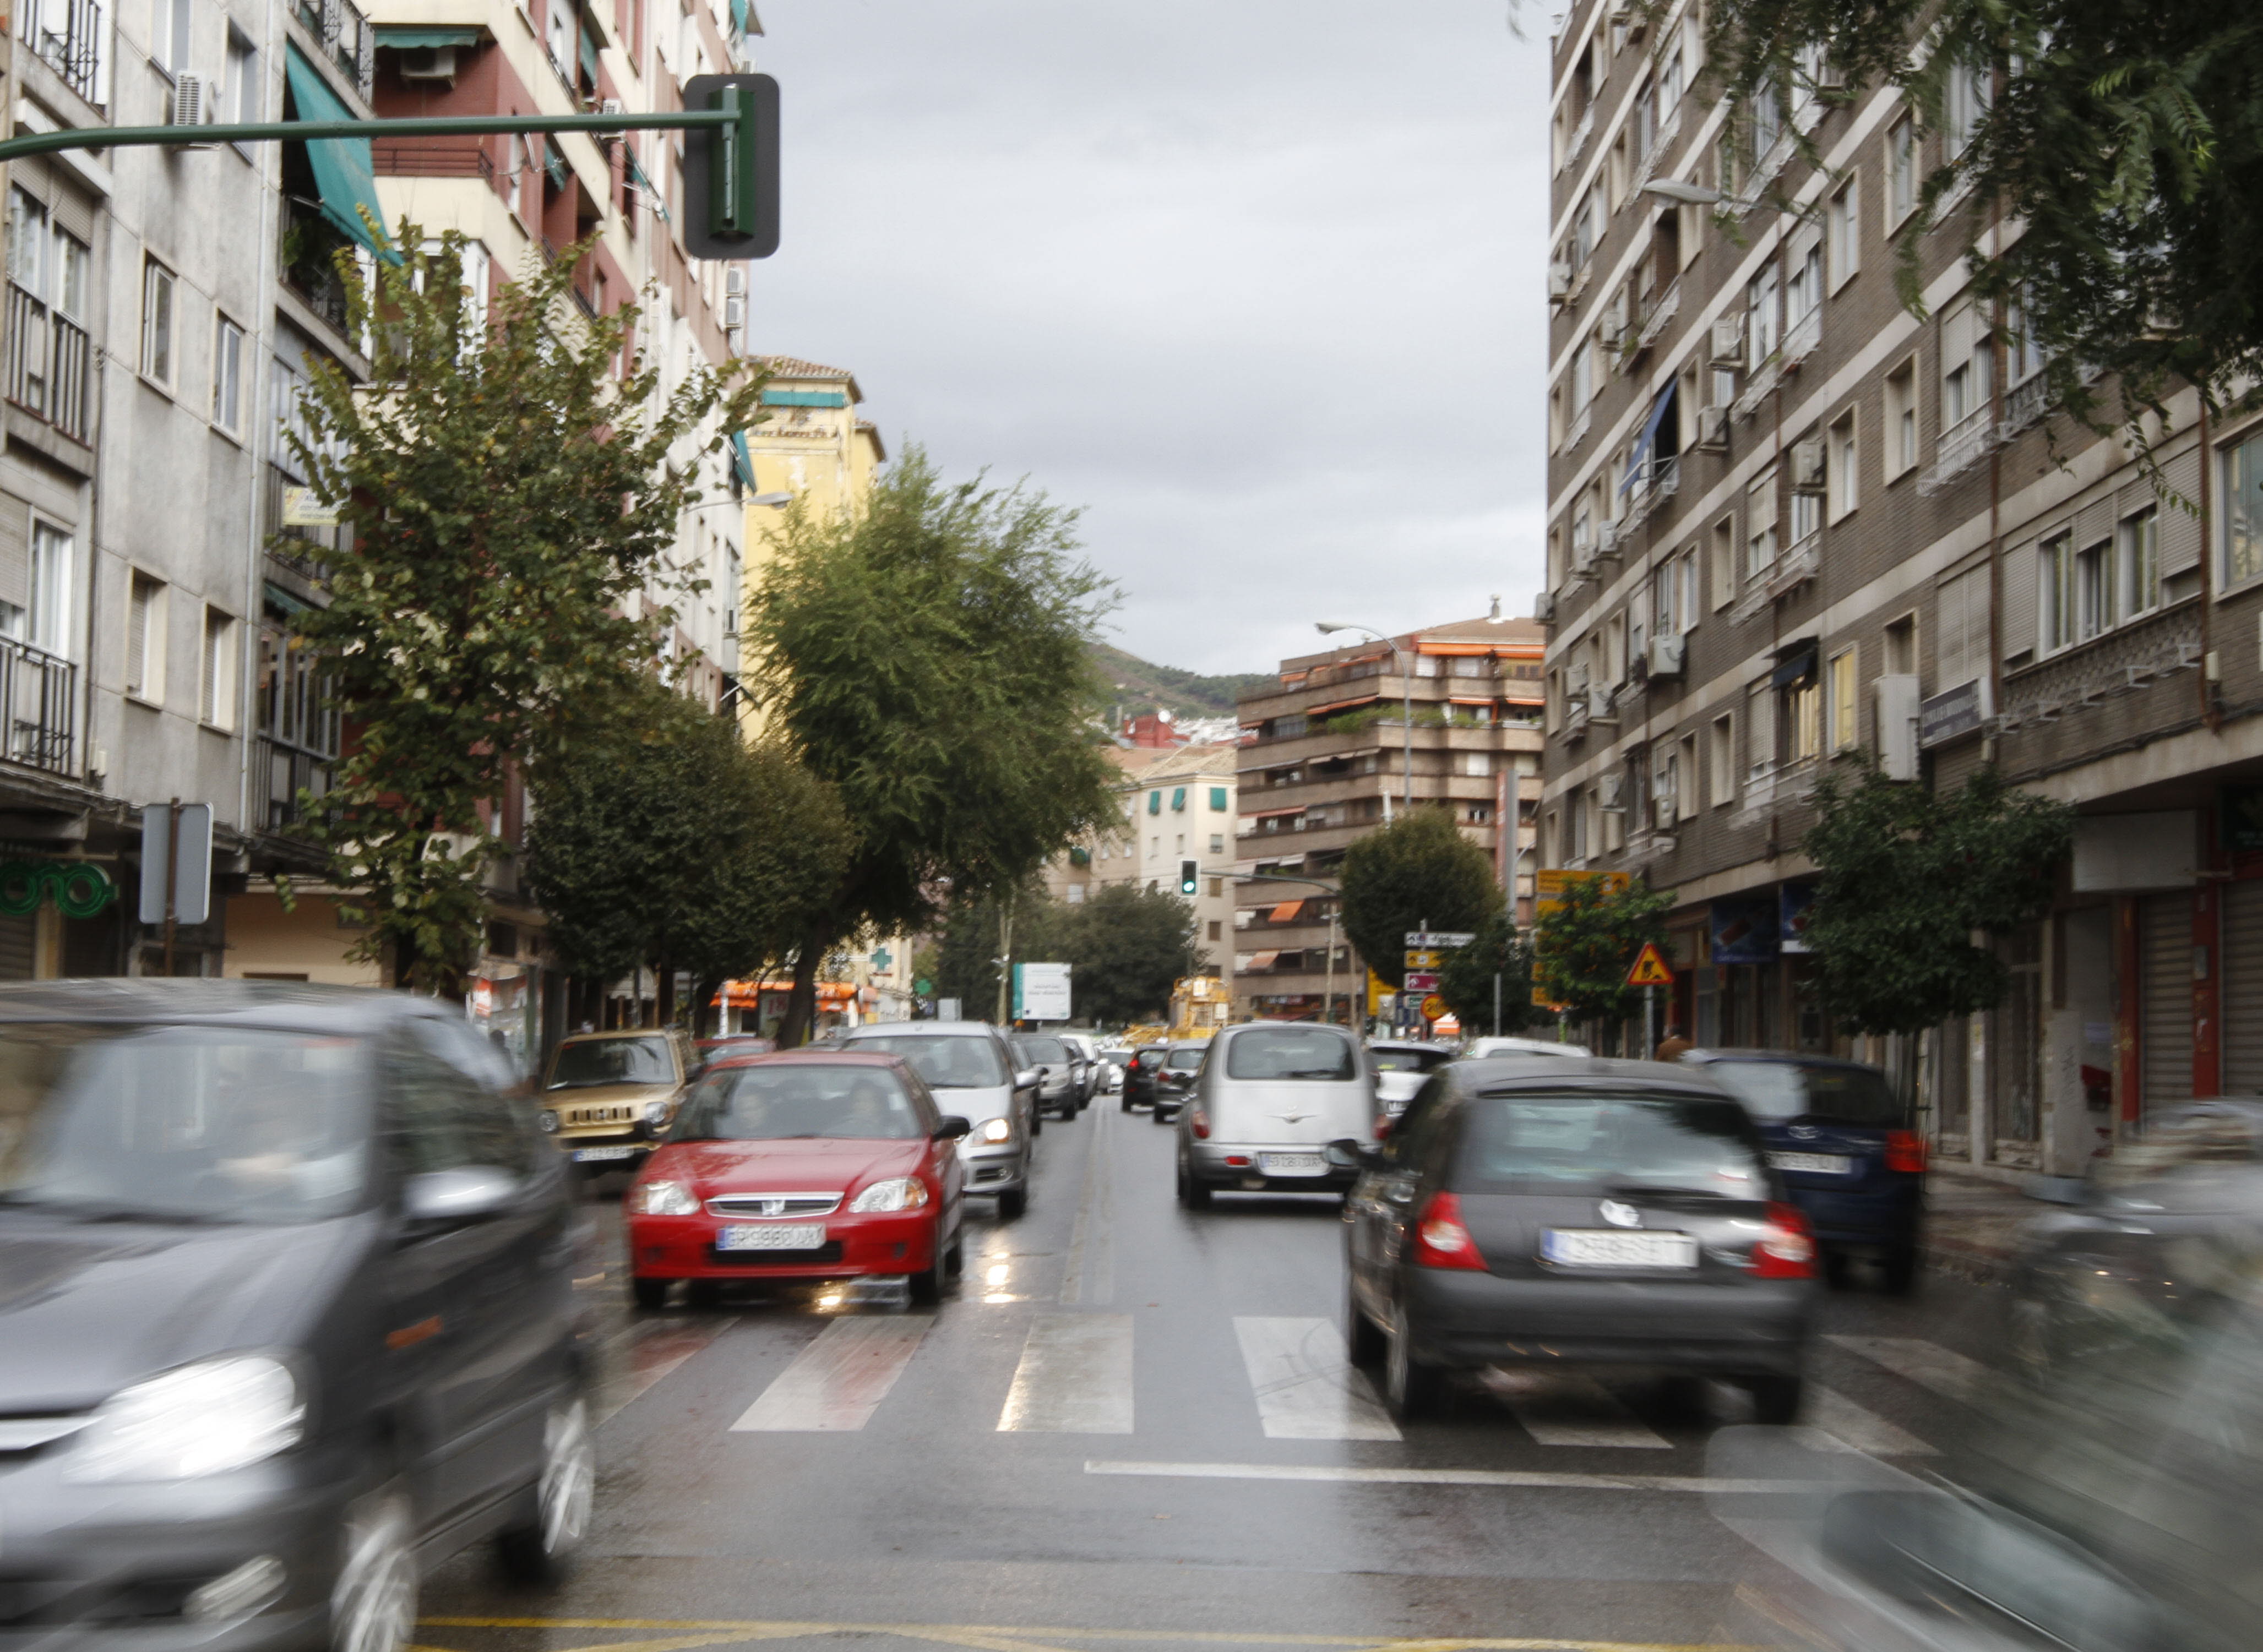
[1122,1044,1166,1111]
[1368,1039,1459,1116]
[1461,1034,1593,1061]
[1058,1033,1103,1105]
[835,1021,1040,1218]
[538,1026,695,1175]
[1341,1055,1819,1421]
[1148,1038,1210,1123]
[625,1049,970,1308]
[1096,1047,1130,1093]
[1175,1022,1379,1202]
[1010,1033,1080,1121]
[692,1033,775,1078]
[0,981,596,1652]
[1676,1049,1924,1293]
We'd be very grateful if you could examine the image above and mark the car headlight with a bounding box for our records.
[538,1110,559,1133]
[642,1096,676,1123]
[67,1356,303,1482]
[976,1116,1014,1144]
[629,1179,700,1215]
[848,1177,929,1213]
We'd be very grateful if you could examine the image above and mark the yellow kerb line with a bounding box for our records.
[416,1619,1759,1652]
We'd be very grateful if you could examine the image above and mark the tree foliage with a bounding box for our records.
[748,449,1122,1042]
[1435,909,1544,1035]
[1532,875,1676,1026]
[1695,0,2263,432]
[1802,761,2074,1035]
[282,227,760,990]
[523,677,853,1030]
[1339,808,1503,990]
[928,880,1198,1028]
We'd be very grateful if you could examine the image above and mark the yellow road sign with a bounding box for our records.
[1404,948,1441,971]
[1420,993,1449,1022]
[1625,942,1675,988]
[1534,868,1633,917]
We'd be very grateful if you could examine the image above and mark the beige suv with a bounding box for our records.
[540,1027,693,1171]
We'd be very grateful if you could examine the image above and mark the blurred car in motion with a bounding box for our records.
[538,1026,694,1175]
[835,1021,1038,1218]
[691,1033,774,1078]
[1176,1022,1378,1204]
[0,982,593,1652]
[625,1050,970,1307]
[1368,1039,1458,1116]
[1093,1043,1130,1093]
[1342,1056,1818,1421]
[1678,1049,1923,1292]
[1121,1045,1165,1111]
[1009,1032,1080,1121]
[1462,1034,1591,1061]
[1147,1038,1209,1124]
[1058,1033,1103,1104]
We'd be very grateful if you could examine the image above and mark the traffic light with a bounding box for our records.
[1179,860,1199,896]
[681,74,780,259]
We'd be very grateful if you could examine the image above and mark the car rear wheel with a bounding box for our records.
[630,1277,671,1310]
[1879,1244,1919,1296]
[1746,1374,1803,1424]
[330,1486,416,1652]
[497,1395,594,1585]
[1384,1304,1445,1420]
[997,1186,1027,1220]
[1120,1094,1134,1113]
[1176,1156,1211,1208]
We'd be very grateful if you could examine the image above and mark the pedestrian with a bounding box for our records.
[1652,1021,1694,1063]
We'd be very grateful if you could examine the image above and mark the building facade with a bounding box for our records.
[1045,741,1239,980]
[1233,615,1546,1022]
[1538,0,2263,1177]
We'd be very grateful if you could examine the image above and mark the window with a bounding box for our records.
[1746,468,1779,575]
[1884,357,1918,478]
[1207,920,1221,942]
[1884,613,1917,677]
[1676,735,1697,821]
[1943,61,1988,159]
[1747,265,1781,366]
[2121,508,2161,617]
[28,522,69,654]
[1827,412,1858,521]
[212,316,243,433]
[1710,713,1735,805]
[200,606,237,727]
[1208,876,1223,897]
[1886,115,1917,224]
[1941,299,1992,432]
[1711,515,1737,609]
[1651,560,1677,640]
[1571,337,1596,414]
[225,30,258,123]
[1209,786,1228,811]
[1674,550,1699,633]
[2223,431,2263,587]
[1460,751,1493,778]
[546,0,575,77]
[1829,648,1857,750]
[1785,668,1822,762]
[155,0,191,73]
[1938,564,1990,688]
[126,572,165,701]
[2005,295,2046,389]
[141,259,175,385]
[1827,178,1859,288]
[1785,241,1823,334]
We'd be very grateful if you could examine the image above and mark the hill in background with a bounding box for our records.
[1092,644,1272,722]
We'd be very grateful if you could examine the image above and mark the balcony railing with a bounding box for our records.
[0,636,78,775]
[280,201,352,334]
[2001,372,2049,439]
[1780,306,1821,367]
[372,142,497,181]
[4,283,93,443]
[1634,279,1680,352]
[256,735,333,831]
[294,0,373,98]
[27,0,105,105]
[1918,405,2000,496]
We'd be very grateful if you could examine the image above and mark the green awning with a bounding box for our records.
[728,0,750,35]
[543,139,569,190]
[284,45,397,261]
[624,147,668,221]
[578,21,600,79]
[761,388,847,408]
[730,431,756,490]
[374,25,482,47]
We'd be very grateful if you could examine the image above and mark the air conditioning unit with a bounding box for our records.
[1548,263,1571,300]
[1597,519,1622,555]
[1598,771,1627,812]
[1647,634,1686,678]
[723,293,746,329]
[399,45,459,80]
[725,267,747,296]
[1598,315,1625,350]
[1709,314,1745,364]
[1695,406,1729,449]
[1533,590,1557,624]
[1790,436,1827,492]
[170,72,209,128]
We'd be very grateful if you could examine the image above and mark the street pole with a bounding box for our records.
[1324,909,1339,1026]
[1395,641,1414,815]
[1645,984,1657,1059]
[161,799,178,978]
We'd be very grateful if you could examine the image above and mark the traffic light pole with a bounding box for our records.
[0,107,738,165]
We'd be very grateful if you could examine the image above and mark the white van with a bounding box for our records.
[1174,1022,1379,1207]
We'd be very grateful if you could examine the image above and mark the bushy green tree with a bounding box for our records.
[1436,909,1543,1035]
[1339,808,1503,989]
[1532,875,1676,1026]
[281,227,761,990]
[1063,883,1201,1027]
[748,450,1122,1043]
[1803,761,2074,1035]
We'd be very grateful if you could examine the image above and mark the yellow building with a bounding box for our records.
[743,356,886,576]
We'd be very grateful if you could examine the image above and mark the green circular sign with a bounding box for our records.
[0,860,118,919]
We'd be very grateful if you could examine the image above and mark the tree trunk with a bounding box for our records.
[692,973,725,1040]
[776,935,825,1049]
[656,948,675,1027]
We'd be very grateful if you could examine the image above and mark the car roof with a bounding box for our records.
[0,978,454,1035]
[704,1048,910,1073]
[561,1027,677,1044]
[1449,1055,1733,1099]
[1367,1039,1445,1053]
[842,1020,997,1039]
[1680,1047,1881,1073]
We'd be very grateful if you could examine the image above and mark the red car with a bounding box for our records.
[625,1050,970,1307]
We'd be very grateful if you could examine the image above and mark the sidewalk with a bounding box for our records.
[1924,1167,2040,1282]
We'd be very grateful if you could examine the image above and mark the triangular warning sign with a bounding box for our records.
[1625,942,1674,988]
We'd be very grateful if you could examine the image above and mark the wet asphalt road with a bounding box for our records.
[421,1097,2015,1652]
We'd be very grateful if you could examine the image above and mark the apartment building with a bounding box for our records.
[1233,615,1546,1022]
[1539,0,2263,1177]
[1045,742,1239,979]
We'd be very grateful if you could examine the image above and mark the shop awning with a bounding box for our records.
[1622,380,1678,495]
[1417,642,1506,656]
[718,979,858,1007]
[1448,695,1495,706]
[1772,646,1818,688]
[1304,694,1379,718]
[1269,901,1305,923]
[284,45,397,261]
[1250,805,1304,819]
[374,25,483,47]
[1242,952,1280,972]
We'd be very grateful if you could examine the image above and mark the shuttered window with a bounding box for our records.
[2222,881,2263,1095]
[2141,893,2194,1108]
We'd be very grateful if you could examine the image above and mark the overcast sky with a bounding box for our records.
[749,1,1550,678]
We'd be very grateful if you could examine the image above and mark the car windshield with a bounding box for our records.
[0,1023,372,1224]
[548,1037,673,1089]
[673,1064,925,1141]
[1456,1091,1765,1196]
[1370,1049,1446,1073]
[1227,1027,1355,1081]
[1018,1037,1068,1065]
[1165,1047,1205,1072]
[1701,1060,1905,1127]
[850,1035,1008,1089]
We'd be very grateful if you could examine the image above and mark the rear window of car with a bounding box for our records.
[1018,1037,1068,1064]
[673,1064,927,1141]
[1226,1027,1356,1081]
[1369,1048,1450,1073]
[1453,1091,1766,1196]
[848,1034,1008,1089]
[1701,1060,1906,1127]
[1164,1046,1206,1072]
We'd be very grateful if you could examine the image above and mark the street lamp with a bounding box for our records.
[1316,621,1413,815]
[1642,179,1723,206]
[747,492,793,508]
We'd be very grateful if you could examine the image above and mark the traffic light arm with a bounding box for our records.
[0,107,739,165]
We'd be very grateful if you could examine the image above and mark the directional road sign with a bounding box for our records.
[1625,942,1675,988]
[1402,971,1439,994]
[1404,948,1442,971]
[1406,931,1476,948]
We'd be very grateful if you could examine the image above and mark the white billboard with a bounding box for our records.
[1013,962,1073,1021]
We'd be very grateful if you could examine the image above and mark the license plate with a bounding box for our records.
[1769,1151,1852,1175]
[717,1223,826,1251]
[1542,1229,1699,1269]
[570,1145,639,1162]
[1259,1152,1328,1177]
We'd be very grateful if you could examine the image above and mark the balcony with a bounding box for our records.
[1634,279,1680,353]
[2000,372,2049,440]
[4,284,93,444]
[1780,306,1821,368]
[373,142,497,181]
[26,0,105,106]
[255,735,333,831]
[1764,530,1821,601]
[0,637,78,776]
[280,199,352,335]
[294,0,374,99]
[1626,454,1679,529]
[1918,405,1999,497]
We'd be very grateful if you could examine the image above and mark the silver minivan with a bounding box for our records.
[837,1021,1041,1218]
[1175,1021,1380,1206]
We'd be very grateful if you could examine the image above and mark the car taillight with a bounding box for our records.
[1411,1192,1486,1271]
[1188,1108,1210,1140]
[1752,1201,1818,1278]
[1884,1130,1927,1174]
[1374,1115,1392,1140]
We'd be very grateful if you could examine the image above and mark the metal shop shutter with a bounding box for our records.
[2141,892,2193,1107]
[2223,881,2263,1094]
[0,913,34,980]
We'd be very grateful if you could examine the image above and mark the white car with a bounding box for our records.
[1460,1034,1594,1060]
[1366,1039,1459,1115]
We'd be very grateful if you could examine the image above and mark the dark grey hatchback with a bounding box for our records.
[1342,1057,1820,1422]
[0,982,594,1652]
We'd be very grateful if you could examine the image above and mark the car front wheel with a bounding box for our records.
[330,1486,416,1652]
[497,1395,595,1584]
[997,1186,1027,1220]
[630,1277,671,1310]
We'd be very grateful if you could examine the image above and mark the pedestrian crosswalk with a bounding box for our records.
[1234,1317,1400,1441]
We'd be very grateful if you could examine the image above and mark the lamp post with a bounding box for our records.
[1315,622,1413,816]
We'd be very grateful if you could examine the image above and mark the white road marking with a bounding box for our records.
[594,1314,735,1425]
[1480,1370,1671,1448]
[1232,1316,1401,1441]
[1825,1334,1990,1402]
[1806,1384,1938,1455]
[1059,1103,1115,1306]
[1086,1459,1808,1493]
[997,1314,1135,1433]
[730,1315,933,1431]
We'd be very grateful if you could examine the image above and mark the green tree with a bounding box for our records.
[1436,909,1543,1035]
[1802,761,2074,1035]
[1532,875,1676,1027]
[748,449,1122,1044]
[523,677,852,1033]
[281,228,761,990]
[928,882,1071,1022]
[1338,808,1503,990]
[1694,0,2263,434]
[1062,883,1201,1027]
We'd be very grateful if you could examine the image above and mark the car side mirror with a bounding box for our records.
[933,1115,972,1141]
[1015,1068,1041,1091]
[1325,1137,1377,1169]
[401,1165,519,1226]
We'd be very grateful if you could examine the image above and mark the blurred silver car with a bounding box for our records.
[837,1021,1040,1218]
[1175,1022,1380,1206]
[1461,1034,1593,1061]
[1368,1039,1458,1115]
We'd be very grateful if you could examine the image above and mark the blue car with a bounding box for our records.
[1677,1049,1924,1293]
